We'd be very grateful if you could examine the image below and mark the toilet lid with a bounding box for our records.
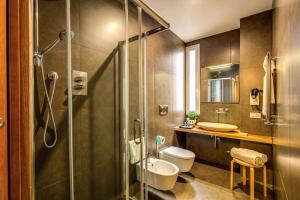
[162,146,195,159]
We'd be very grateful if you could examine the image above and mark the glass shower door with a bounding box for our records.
[70,0,127,199]
[125,3,148,200]
[69,0,148,199]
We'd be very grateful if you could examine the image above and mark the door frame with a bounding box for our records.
[8,0,32,199]
[0,0,8,199]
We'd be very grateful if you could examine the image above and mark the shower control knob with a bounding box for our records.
[0,118,5,128]
[74,83,85,90]
[72,70,88,96]
[74,76,84,82]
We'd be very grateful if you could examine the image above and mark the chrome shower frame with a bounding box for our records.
[65,0,74,199]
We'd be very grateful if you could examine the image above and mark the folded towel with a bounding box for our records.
[129,138,145,164]
[262,55,276,116]
[230,148,268,167]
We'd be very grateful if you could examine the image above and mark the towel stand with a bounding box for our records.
[230,158,267,200]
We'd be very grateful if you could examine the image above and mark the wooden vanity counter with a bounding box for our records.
[174,127,273,144]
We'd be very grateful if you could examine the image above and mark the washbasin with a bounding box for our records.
[196,122,238,132]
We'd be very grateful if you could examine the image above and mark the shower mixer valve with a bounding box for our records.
[72,70,88,96]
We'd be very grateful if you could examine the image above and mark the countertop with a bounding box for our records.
[174,127,273,144]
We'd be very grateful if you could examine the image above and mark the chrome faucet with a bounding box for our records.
[215,108,229,114]
[146,152,154,167]
[216,108,229,123]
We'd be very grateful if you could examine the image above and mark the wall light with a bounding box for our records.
[106,21,118,33]
[206,63,235,70]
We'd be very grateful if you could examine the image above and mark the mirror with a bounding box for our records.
[200,63,239,103]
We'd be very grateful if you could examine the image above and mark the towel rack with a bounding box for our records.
[263,52,277,125]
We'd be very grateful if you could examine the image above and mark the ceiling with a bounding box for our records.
[143,0,273,42]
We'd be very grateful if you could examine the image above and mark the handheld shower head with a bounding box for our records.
[58,30,67,41]
[58,30,75,41]
[39,30,75,56]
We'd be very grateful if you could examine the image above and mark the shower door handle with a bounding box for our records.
[134,119,142,144]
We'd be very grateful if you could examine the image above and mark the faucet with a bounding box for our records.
[215,107,229,114]
[216,108,229,123]
[146,152,154,167]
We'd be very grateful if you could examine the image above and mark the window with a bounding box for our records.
[186,44,200,114]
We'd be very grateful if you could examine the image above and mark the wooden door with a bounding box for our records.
[0,0,8,199]
[8,0,31,198]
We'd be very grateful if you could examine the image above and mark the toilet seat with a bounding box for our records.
[161,146,195,159]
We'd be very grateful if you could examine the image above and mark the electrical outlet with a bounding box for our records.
[250,92,259,105]
[250,112,261,119]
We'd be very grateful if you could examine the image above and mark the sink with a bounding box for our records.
[196,122,238,132]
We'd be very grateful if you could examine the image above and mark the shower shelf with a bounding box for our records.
[174,127,273,144]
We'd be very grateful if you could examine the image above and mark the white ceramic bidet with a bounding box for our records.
[136,157,179,191]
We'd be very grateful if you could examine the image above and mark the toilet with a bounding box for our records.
[159,146,195,172]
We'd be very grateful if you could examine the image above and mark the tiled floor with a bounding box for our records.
[147,162,274,200]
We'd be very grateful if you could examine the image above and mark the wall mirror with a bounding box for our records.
[200,63,239,103]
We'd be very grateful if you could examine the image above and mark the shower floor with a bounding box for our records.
[147,162,274,200]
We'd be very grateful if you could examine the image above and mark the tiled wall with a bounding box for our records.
[146,31,185,152]
[272,0,300,199]
[239,10,273,186]
[34,0,185,199]
[240,11,273,136]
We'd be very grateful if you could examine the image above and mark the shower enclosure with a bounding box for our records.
[33,0,169,199]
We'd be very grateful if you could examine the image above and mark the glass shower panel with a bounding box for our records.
[71,0,127,199]
[127,40,142,199]
[127,3,148,200]
[33,0,70,199]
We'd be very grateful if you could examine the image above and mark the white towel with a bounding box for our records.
[129,138,145,164]
[230,148,268,167]
[262,55,276,116]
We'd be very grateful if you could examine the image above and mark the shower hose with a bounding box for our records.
[39,55,58,148]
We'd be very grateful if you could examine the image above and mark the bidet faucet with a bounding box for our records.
[146,152,154,167]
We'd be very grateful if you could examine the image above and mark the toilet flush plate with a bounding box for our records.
[159,105,168,116]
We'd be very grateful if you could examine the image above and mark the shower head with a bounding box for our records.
[58,30,75,41]
[39,30,75,56]
[58,31,67,41]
